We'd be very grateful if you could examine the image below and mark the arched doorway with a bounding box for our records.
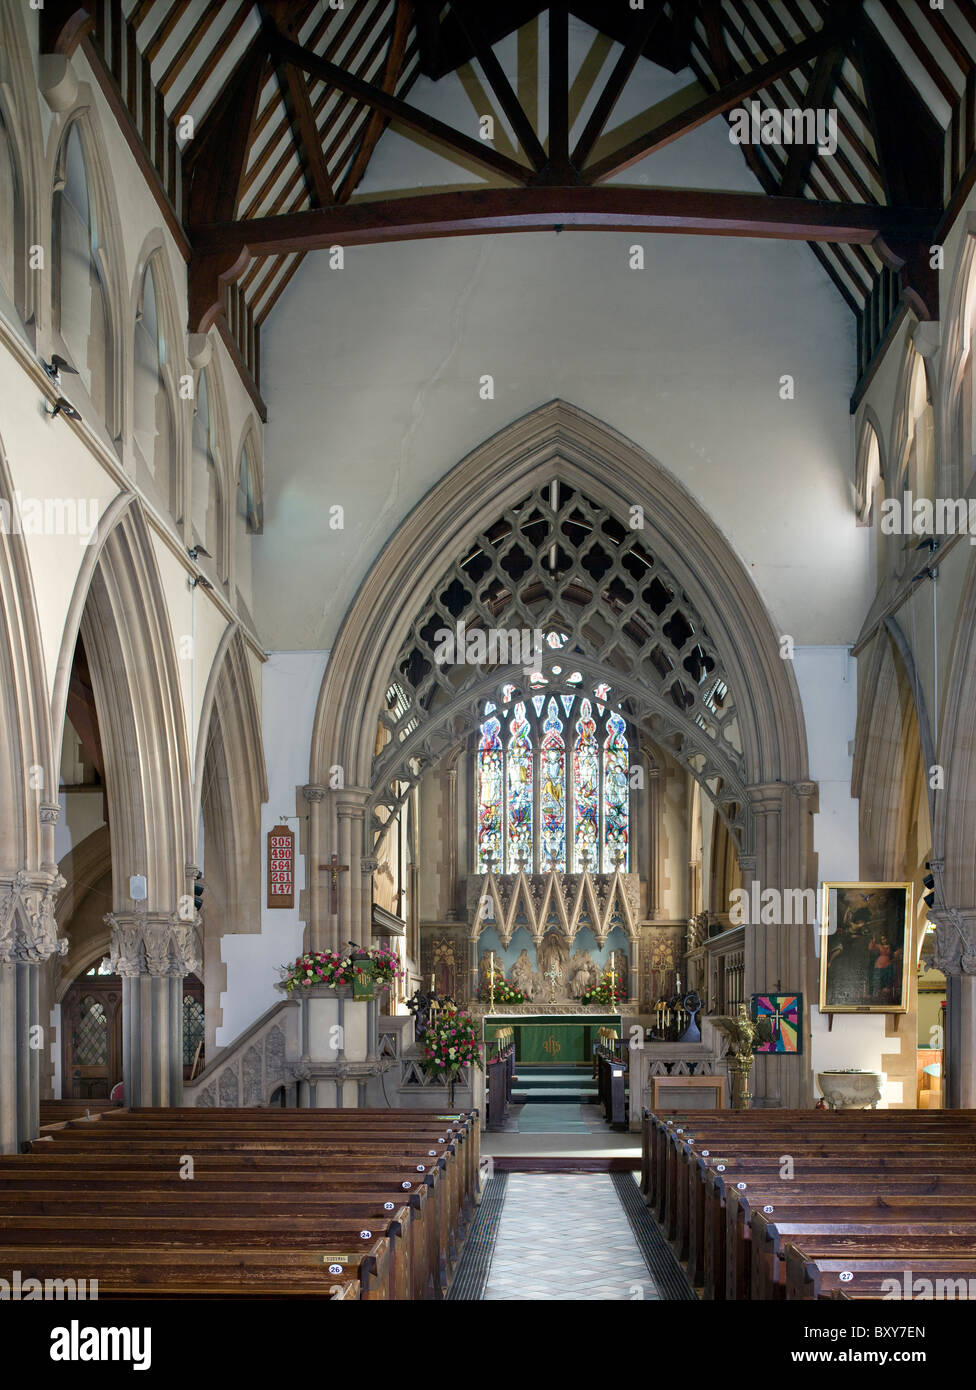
[61,965,205,1100]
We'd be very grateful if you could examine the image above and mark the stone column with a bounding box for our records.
[742,781,816,1109]
[107,909,201,1107]
[335,789,369,953]
[302,785,327,953]
[627,934,639,1006]
[931,906,976,1108]
[468,933,480,1004]
[0,870,66,1154]
[445,762,459,919]
[360,856,377,945]
[641,760,661,918]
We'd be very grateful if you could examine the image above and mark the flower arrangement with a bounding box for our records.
[369,944,404,987]
[480,978,525,1005]
[279,947,404,994]
[580,971,628,1007]
[421,1005,483,1081]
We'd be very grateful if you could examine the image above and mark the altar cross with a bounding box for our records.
[322,853,349,914]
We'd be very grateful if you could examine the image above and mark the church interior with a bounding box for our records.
[2,0,976,1335]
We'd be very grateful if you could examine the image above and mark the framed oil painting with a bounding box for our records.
[752,994,802,1052]
[819,883,913,1014]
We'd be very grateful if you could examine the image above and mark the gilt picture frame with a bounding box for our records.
[819,882,913,1014]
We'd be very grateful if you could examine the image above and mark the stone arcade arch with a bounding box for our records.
[54,497,197,1107]
[0,433,61,1153]
[931,555,976,1105]
[193,627,267,1058]
[307,402,816,1105]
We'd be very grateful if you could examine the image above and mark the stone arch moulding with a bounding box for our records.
[0,428,57,877]
[306,401,813,989]
[127,229,190,523]
[53,494,193,914]
[931,553,976,974]
[0,0,48,333]
[48,98,127,445]
[853,406,887,524]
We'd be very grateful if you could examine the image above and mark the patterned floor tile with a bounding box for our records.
[479,1173,663,1301]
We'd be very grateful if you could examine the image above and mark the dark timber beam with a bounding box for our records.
[260,3,335,207]
[191,186,935,263]
[40,1,94,56]
[584,24,843,183]
[267,29,532,185]
[448,0,548,170]
[853,14,943,212]
[572,3,666,169]
[780,42,849,197]
[547,2,570,174]
[338,0,414,201]
[187,40,267,332]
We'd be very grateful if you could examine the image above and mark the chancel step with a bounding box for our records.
[512,1065,598,1106]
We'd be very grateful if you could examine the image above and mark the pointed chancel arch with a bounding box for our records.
[308,403,814,1102]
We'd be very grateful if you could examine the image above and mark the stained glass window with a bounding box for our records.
[539,699,566,871]
[476,690,631,873]
[573,699,599,871]
[477,715,502,870]
[603,711,629,869]
[506,702,533,871]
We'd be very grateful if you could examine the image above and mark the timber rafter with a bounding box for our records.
[78,3,976,385]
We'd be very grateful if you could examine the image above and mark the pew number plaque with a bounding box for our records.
[267,824,295,909]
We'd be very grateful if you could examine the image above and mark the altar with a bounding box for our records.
[483,1014,622,1066]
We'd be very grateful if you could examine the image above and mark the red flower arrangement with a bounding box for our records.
[421,1006,483,1081]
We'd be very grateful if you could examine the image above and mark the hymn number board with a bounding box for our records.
[267,824,295,909]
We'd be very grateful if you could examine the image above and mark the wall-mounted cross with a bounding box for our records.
[321,853,349,914]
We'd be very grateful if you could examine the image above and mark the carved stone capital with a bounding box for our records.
[360,857,378,876]
[0,869,68,964]
[303,785,327,804]
[106,908,202,979]
[928,907,976,977]
[39,803,61,825]
[791,781,817,798]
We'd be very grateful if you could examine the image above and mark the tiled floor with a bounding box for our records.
[481,1173,662,1300]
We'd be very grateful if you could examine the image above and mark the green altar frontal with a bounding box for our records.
[483,1015,621,1065]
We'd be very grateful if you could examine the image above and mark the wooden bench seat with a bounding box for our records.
[0,1107,479,1299]
[642,1107,976,1302]
[785,1252,976,1300]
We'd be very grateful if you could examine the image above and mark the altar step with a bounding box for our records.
[512,1065,599,1106]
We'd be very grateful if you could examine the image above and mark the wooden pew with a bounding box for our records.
[0,1107,479,1299]
[785,1251,976,1300]
[643,1108,976,1301]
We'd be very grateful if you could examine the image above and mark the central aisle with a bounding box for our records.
[482,1174,659,1300]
